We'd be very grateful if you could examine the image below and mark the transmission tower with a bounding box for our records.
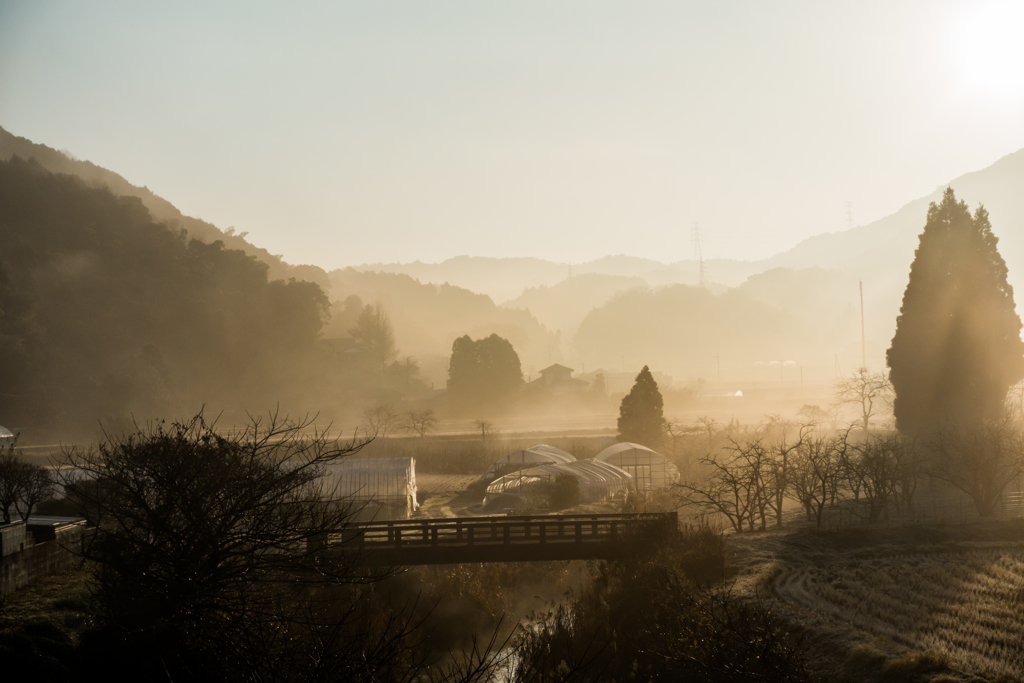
[692,222,706,289]
[846,201,853,231]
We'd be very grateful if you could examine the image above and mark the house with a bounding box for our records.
[528,364,589,394]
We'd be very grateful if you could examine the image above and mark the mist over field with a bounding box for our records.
[4,2,1024,682]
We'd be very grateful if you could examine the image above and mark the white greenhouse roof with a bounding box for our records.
[481,444,575,481]
[0,425,14,440]
[595,442,663,461]
[486,459,631,494]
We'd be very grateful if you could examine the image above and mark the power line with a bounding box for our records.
[692,222,706,289]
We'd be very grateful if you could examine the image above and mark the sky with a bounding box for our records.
[2,1,1024,268]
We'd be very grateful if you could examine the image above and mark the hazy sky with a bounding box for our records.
[2,1,1024,268]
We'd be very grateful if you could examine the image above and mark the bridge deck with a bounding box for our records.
[327,512,678,565]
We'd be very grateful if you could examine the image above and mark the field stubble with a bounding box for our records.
[733,523,1024,681]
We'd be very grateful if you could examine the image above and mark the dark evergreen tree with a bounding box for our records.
[617,365,666,448]
[887,187,1024,433]
[446,333,523,413]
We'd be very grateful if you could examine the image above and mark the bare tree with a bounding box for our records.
[929,416,1024,517]
[835,367,893,434]
[404,409,438,438]
[678,434,770,533]
[15,464,54,521]
[350,301,398,372]
[840,434,911,522]
[663,418,700,459]
[56,411,453,682]
[361,403,400,438]
[763,419,811,528]
[474,420,496,443]
[789,431,848,528]
[0,444,24,523]
[677,451,758,533]
[0,442,54,522]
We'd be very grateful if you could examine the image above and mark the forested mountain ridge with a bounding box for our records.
[0,126,329,288]
[0,158,332,438]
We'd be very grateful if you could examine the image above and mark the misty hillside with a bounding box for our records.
[351,256,571,303]
[571,268,864,383]
[0,126,329,288]
[351,253,758,303]
[761,146,1024,342]
[505,273,647,340]
[326,268,563,380]
[0,158,334,437]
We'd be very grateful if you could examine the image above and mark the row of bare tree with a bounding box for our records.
[678,415,1024,531]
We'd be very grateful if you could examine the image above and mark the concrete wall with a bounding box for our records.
[0,522,89,593]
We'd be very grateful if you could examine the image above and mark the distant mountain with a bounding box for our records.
[758,145,1024,344]
[505,273,647,340]
[764,147,1024,275]
[0,126,329,288]
[326,268,563,381]
[350,256,569,303]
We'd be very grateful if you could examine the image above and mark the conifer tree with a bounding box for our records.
[887,187,1024,433]
[617,365,666,447]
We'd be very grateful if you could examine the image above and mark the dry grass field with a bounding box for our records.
[728,522,1024,681]
[775,550,1024,679]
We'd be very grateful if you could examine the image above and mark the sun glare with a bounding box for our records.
[952,1,1024,100]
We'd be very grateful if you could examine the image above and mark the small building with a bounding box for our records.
[480,444,575,484]
[594,442,680,490]
[527,364,589,394]
[484,459,632,506]
[320,458,418,521]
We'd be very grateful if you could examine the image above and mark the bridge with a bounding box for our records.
[324,512,679,565]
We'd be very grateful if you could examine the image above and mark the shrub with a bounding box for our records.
[549,474,581,509]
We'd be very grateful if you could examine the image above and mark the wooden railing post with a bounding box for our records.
[575,522,582,543]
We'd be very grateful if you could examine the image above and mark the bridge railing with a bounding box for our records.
[328,512,678,550]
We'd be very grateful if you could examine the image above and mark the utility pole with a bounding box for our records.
[716,355,720,384]
[860,280,866,370]
[692,222,706,289]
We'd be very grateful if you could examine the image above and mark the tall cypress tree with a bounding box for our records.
[887,187,1024,433]
[617,365,666,448]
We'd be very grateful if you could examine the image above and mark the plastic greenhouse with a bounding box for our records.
[479,444,575,483]
[594,442,680,490]
[484,459,632,506]
[319,457,418,520]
